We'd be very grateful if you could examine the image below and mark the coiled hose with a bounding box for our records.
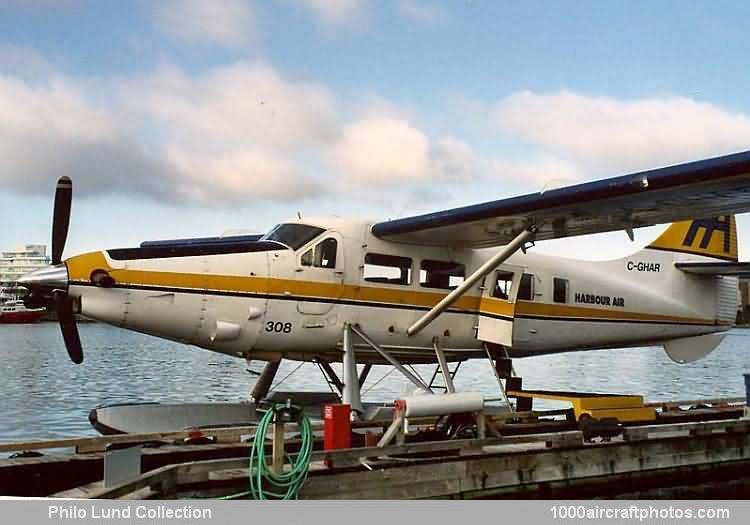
[247,403,313,500]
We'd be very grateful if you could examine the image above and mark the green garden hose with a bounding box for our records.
[247,403,313,500]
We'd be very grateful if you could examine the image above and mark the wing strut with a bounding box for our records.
[407,226,537,337]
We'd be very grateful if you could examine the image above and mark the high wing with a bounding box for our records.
[371,150,750,248]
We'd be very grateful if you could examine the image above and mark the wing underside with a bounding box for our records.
[371,150,750,248]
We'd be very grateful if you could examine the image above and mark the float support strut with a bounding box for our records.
[433,337,455,393]
[349,324,431,393]
[485,345,513,410]
[342,323,364,417]
[250,359,281,403]
[315,358,344,395]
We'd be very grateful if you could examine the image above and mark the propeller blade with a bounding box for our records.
[52,176,73,265]
[55,292,83,364]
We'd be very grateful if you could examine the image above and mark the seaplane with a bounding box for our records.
[17,150,750,423]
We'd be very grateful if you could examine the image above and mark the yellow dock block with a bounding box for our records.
[579,407,657,422]
[507,390,657,422]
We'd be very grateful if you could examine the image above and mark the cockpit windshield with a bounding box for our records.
[261,223,325,250]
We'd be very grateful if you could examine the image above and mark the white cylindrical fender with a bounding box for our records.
[398,392,484,417]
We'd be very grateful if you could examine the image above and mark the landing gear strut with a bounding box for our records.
[342,323,364,416]
[249,359,280,403]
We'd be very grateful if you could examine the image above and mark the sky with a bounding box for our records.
[3,0,750,259]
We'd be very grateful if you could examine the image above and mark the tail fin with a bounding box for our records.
[647,215,738,262]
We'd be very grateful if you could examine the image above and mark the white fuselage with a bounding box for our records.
[65,218,735,365]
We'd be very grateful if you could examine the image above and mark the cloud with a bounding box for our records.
[166,148,322,204]
[6,58,476,206]
[492,91,750,174]
[18,55,746,213]
[0,44,54,80]
[150,0,256,48]
[326,113,476,187]
[399,0,447,25]
[0,75,175,198]
[489,157,583,189]
[293,0,368,28]
[119,61,336,203]
[1,60,554,207]
[432,137,476,180]
[0,62,331,205]
[328,114,431,184]
[124,62,338,152]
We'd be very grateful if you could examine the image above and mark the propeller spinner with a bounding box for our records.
[18,176,83,364]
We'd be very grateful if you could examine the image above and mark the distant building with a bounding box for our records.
[0,244,50,300]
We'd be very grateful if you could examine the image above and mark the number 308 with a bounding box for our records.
[266,321,292,333]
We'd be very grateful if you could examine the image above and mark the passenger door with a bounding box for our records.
[476,265,523,346]
[294,232,345,315]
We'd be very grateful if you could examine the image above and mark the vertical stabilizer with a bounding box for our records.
[647,216,737,261]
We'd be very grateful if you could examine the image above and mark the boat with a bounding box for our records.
[0,299,45,324]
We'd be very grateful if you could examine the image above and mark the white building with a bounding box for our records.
[0,244,50,299]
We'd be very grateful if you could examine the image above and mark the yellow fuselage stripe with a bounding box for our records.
[67,252,719,326]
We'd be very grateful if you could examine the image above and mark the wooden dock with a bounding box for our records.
[1,398,748,499]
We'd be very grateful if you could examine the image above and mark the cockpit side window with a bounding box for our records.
[314,238,337,268]
[300,238,337,268]
[261,224,325,250]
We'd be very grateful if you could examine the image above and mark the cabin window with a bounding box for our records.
[364,253,412,285]
[518,273,534,301]
[419,260,465,289]
[492,271,514,300]
[553,277,568,303]
[301,249,313,266]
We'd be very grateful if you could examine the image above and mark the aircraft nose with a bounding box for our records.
[18,263,69,294]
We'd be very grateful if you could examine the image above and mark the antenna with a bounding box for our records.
[297,211,302,219]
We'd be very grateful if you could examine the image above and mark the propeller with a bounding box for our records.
[19,176,83,364]
[51,176,83,363]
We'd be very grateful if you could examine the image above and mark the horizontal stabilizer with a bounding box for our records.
[675,261,750,277]
[663,333,726,364]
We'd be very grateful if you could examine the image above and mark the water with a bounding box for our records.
[1,323,749,442]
